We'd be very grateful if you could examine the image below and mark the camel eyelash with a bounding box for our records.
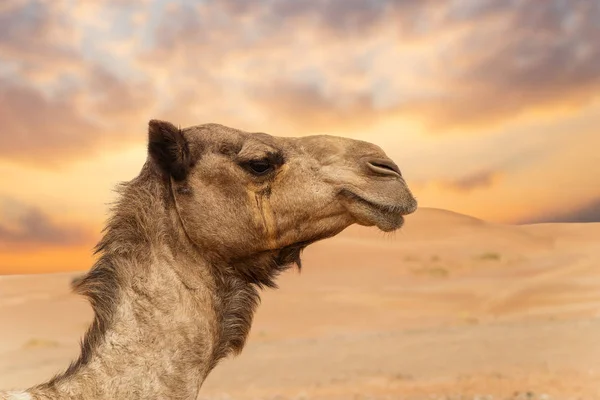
[238,152,285,176]
[239,159,274,176]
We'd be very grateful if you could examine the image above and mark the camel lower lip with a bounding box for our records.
[342,190,400,216]
[340,189,407,232]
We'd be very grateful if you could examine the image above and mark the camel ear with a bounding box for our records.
[148,119,192,181]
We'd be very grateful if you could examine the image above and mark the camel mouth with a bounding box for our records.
[349,192,405,215]
[340,189,416,232]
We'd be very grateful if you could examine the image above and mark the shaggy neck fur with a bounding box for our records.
[16,164,298,400]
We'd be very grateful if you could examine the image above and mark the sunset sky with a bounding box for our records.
[1,0,599,274]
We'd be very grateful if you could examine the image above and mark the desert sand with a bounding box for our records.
[1,207,599,399]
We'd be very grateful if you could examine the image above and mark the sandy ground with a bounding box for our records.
[1,208,599,399]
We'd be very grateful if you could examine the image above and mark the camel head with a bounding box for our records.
[148,120,417,268]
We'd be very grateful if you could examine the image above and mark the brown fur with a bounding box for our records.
[1,121,417,400]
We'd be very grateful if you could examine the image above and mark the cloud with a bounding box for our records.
[0,199,94,249]
[0,0,155,165]
[86,66,155,123]
[2,0,600,165]
[0,72,153,165]
[520,197,600,224]
[413,169,502,195]
[442,170,501,192]
[150,0,600,134]
[0,80,101,164]
[0,0,83,84]
[219,0,445,39]
[0,1,155,165]
[249,81,382,133]
[406,0,600,130]
[142,0,448,133]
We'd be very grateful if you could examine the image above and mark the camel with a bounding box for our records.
[0,120,417,400]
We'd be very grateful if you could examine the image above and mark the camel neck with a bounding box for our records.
[12,169,263,400]
[23,171,224,400]
[28,253,218,400]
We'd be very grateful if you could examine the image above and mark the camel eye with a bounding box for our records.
[245,160,273,176]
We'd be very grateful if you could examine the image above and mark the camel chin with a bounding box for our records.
[339,187,418,232]
[342,195,409,232]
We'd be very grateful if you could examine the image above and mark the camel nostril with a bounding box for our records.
[366,158,402,178]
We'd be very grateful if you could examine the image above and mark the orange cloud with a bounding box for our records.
[2,0,599,166]
[249,81,383,134]
[0,80,99,164]
[144,0,600,135]
[0,0,599,274]
[409,124,600,223]
[0,198,96,251]
[426,170,503,193]
[0,1,156,166]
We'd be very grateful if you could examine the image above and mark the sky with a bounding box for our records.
[0,0,599,274]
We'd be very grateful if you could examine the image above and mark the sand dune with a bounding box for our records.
[1,207,599,399]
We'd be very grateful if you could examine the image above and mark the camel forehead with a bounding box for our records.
[184,123,283,153]
[294,135,387,158]
[183,124,387,160]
